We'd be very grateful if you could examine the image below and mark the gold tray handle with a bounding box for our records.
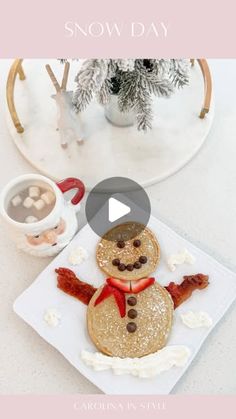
[6,59,25,133]
[191,58,212,118]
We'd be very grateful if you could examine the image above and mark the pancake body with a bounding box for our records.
[87,282,173,358]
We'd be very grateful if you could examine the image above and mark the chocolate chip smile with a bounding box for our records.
[112,256,148,271]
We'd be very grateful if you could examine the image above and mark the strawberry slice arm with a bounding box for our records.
[165,273,209,309]
[55,267,97,305]
[113,289,126,318]
[94,284,113,306]
[94,284,126,317]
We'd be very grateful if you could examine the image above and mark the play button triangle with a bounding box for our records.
[108,197,131,223]
[85,177,151,240]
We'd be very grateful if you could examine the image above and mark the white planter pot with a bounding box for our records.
[104,94,136,127]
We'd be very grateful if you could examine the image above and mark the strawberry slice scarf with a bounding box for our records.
[94,277,155,318]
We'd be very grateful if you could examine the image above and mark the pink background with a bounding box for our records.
[0,0,236,57]
[0,395,235,419]
[0,395,235,418]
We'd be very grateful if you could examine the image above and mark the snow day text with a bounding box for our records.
[65,21,170,39]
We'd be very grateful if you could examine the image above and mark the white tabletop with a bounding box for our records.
[0,59,235,394]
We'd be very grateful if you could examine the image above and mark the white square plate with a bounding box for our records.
[13,215,236,394]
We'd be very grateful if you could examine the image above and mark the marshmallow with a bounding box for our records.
[25,215,38,223]
[29,186,40,198]
[11,195,22,207]
[23,197,34,208]
[33,199,45,211]
[41,191,55,205]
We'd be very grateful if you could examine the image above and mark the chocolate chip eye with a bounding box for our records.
[133,239,141,247]
[54,225,58,229]
[117,240,125,248]
[34,235,40,239]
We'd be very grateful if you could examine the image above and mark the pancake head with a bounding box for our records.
[96,222,160,280]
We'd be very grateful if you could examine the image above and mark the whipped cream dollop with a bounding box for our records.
[167,249,195,272]
[68,246,89,265]
[43,308,61,327]
[81,345,191,378]
[181,311,212,328]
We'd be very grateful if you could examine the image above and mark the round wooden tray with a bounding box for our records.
[6,59,214,190]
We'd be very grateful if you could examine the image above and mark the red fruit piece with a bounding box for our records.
[131,277,155,293]
[94,284,113,305]
[107,276,155,294]
[107,277,131,292]
[113,288,126,318]
[94,284,126,317]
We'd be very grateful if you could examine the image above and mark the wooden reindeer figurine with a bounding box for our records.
[46,62,84,148]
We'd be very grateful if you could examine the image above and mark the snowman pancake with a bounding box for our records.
[87,222,173,358]
[56,222,209,359]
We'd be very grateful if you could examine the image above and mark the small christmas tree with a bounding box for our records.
[72,59,190,131]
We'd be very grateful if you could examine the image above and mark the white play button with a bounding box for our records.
[85,177,151,240]
[108,197,131,222]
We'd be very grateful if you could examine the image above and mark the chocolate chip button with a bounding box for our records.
[128,309,137,319]
[127,296,137,306]
[126,322,137,333]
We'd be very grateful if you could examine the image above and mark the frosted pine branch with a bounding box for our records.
[169,59,190,88]
[118,71,153,130]
[73,87,93,112]
[72,58,190,130]
[73,59,108,112]
[135,89,153,131]
[117,71,138,112]
[96,79,112,105]
[115,59,136,72]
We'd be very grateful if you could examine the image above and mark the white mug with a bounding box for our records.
[0,174,85,257]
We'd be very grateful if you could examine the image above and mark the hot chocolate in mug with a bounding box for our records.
[0,174,85,257]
